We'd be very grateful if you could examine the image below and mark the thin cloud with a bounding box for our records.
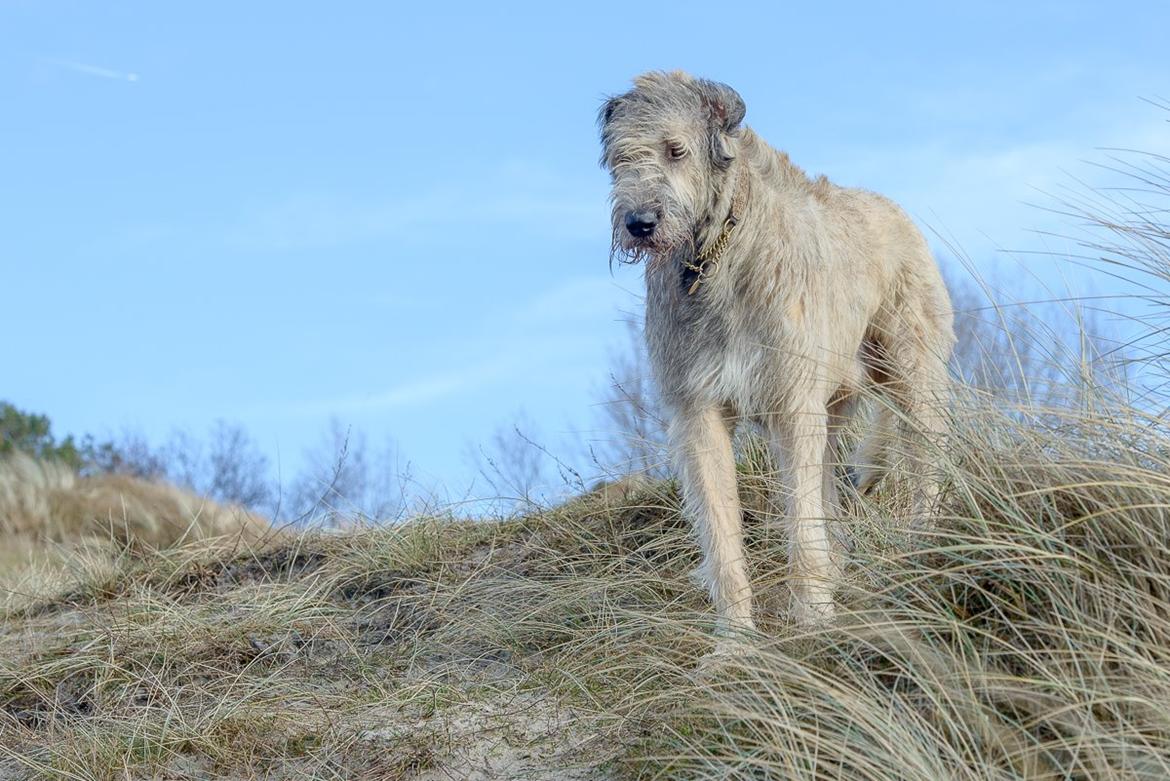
[325,374,470,413]
[225,163,606,251]
[44,58,140,83]
[263,365,507,419]
[517,276,635,324]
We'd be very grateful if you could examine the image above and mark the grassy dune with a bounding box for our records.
[5,145,1168,780]
[3,389,1170,780]
[0,453,269,614]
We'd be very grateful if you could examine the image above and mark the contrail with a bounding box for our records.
[44,58,139,82]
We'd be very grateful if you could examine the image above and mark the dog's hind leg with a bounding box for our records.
[769,401,838,625]
[823,392,858,519]
[670,405,756,641]
[825,393,858,555]
[881,321,952,527]
[850,394,897,497]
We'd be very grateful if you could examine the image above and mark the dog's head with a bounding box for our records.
[598,71,745,267]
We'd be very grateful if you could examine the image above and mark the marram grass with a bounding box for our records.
[3,390,1170,779]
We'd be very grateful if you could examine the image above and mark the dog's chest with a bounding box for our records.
[644,263,780,407]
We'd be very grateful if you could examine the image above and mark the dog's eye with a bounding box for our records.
[667,143,687,160]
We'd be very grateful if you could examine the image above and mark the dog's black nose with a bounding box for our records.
[625,210,658,238]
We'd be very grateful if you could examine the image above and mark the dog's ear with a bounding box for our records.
[699,81,745,169]
[600,95,623,128]
[598,95,624,167]
[702,80,746,132]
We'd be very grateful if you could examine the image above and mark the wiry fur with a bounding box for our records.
[599,71,955,637]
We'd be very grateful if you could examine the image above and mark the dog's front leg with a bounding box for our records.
[771,405,838,624]
[670,405,756,640]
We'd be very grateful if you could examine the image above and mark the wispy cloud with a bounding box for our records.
[244,275,637,424]
[44,58,139,83]
[225,161,606,251]
[820,108,1170,269]
[514,275,641,329]
[263,365,506,419]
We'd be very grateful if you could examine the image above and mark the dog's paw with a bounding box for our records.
[692,636,753,680]
[790,595,837,627]
[711,636,752,659]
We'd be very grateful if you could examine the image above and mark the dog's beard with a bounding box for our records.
[608,220,695,273]
[608,230,655,268]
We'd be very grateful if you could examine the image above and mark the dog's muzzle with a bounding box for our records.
[625,209,659,239]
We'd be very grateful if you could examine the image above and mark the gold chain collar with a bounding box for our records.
[682,173,747,295]
[682,215,738,295]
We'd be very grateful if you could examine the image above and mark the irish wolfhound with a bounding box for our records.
[599,71,954,641]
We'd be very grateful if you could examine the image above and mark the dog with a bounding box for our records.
[599,71,954,641]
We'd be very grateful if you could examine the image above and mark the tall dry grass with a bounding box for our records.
[2,145,1169,780]
[0,452,272,614]
[4,380,1169,778]
[0,452,269,547]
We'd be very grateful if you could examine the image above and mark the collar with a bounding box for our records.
[683,170,748,295]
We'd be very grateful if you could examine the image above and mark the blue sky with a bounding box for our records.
[2,1,1168,500]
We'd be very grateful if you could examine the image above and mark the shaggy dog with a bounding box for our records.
[599,71,954,642]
